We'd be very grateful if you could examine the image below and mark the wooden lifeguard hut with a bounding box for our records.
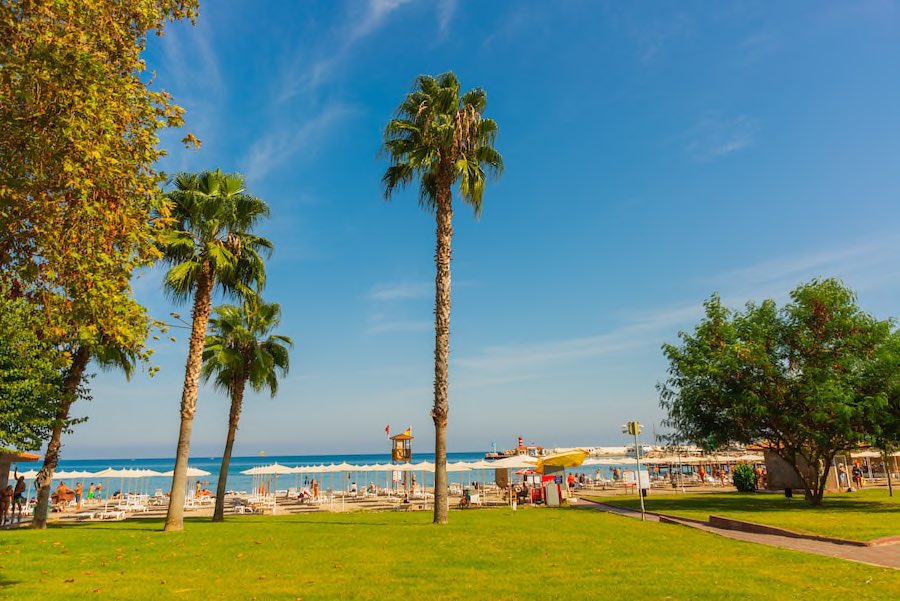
[390,428,413,493]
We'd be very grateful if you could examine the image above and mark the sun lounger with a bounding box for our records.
[97,510,125,520]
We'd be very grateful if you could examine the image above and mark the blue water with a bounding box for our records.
[48,452,493,496]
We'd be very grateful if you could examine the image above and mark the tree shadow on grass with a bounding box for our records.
[0,576,21,589]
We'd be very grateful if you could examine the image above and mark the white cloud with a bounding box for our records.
[278,0,415,102]
[367,320,432,335]
[453,234,900,391]
[686,113,757,161]
[437,0,457,36]
[240,103,355,183]
[368,281,433,301]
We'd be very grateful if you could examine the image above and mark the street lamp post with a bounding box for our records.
[623,421,646,521]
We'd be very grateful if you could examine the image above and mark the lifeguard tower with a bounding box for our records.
[390,428,413,493]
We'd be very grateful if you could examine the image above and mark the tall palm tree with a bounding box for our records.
[382,72,503,524]
[157,169,272,532]
[202,296,292,522]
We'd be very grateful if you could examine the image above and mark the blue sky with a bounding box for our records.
[64,1,900,458]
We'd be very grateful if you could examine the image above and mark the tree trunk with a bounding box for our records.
[884,451,893,497]
[213,380,246,522]
[32,345,90,529]
[431,183,453,525]
[164,267,214,532]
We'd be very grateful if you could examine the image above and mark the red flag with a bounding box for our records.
[385,425,390,436]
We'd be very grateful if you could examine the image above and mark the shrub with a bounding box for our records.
[732,463,758,492]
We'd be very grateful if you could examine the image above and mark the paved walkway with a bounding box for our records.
[576,499,900,570]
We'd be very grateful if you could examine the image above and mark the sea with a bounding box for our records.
[48,452,507,496]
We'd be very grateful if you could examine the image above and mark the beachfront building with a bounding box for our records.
[0,451,40,490]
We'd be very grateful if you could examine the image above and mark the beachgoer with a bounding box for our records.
[196,481,202,497]
[0,485,12,526]
[75,482,83,510]
[852,463,864,489]
[96,482,103,500]
[87,482,95,503]
[13,470,27,521]
[698,466,707,484]
[838,464,850,489]
[55,481,71,512]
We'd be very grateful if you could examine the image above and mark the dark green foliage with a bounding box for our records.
[732,463,758,492]
[0,295,63,452]
[660,278,899,504]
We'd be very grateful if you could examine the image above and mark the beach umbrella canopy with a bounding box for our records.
[242,463,295,476]
[583,457,629,466]
[536,449,588,474]
[446,461,473,473]
[368,463,395,472]
[93,467,126,478]
[17,469,40,479]
[412,461,435,472]
[489,455,538,469]
[54,469,95,479]
[162,467,211,477]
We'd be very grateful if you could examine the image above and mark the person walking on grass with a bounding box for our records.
[852,462,864,489]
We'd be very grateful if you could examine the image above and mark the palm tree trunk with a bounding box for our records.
[165,267,213,532]
[32,345,90,529]
[213,380,246,522]
[432,185,453,525]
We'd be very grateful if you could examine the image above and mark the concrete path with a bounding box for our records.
[576,499,900,570]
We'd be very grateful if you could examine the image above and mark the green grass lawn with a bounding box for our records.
[2,508,899,600]
[585,489,900,542]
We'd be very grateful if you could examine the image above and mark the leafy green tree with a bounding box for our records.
[382,72,503,524]
[866,331,900,496]
[660,279,897,505]
[157,170,272,532]
[0,0,197,342]
[0,295,62,453]
[202,297,292,522]
[0,0,198,528]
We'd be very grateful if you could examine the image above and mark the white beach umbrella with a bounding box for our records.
[161,466,211,477]
[93,467,125,478]
[446,461,473,473]
[54,469,93,479]
[489,455,538,469]
[582,457,628,466]
[368,463,395,472]
[242,463,294,475]
[18,469,40,479]
[413,461,436,473]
